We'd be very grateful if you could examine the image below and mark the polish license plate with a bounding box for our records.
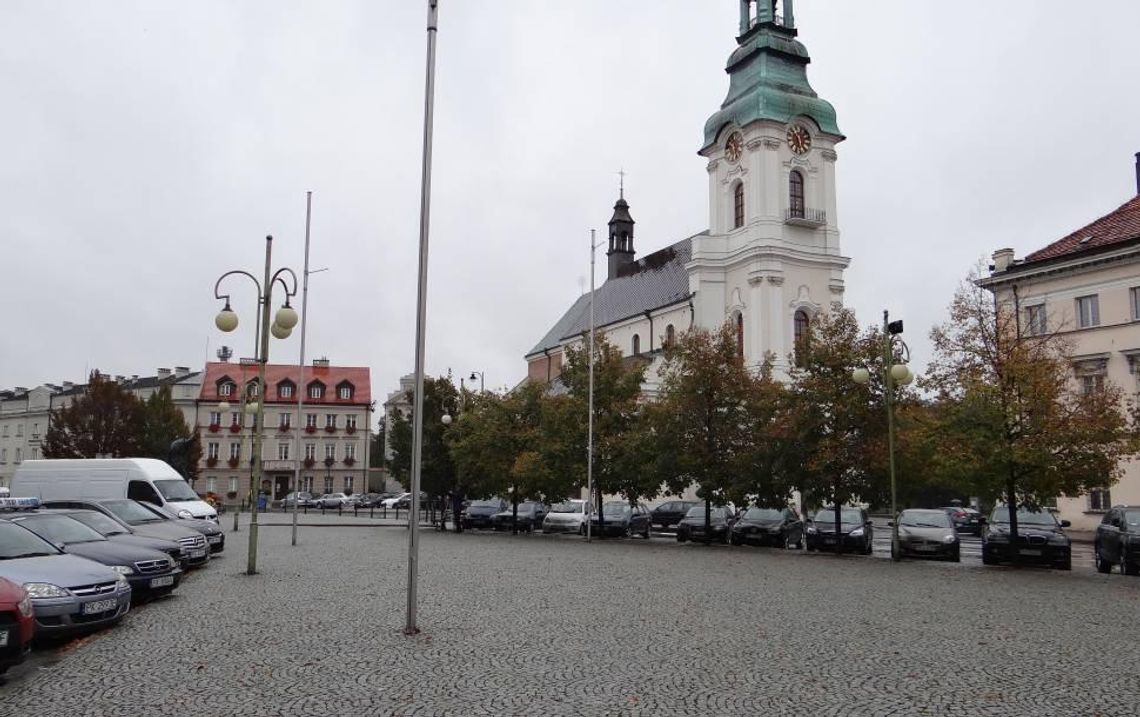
[188,548,207,559]
[149,575,175,588]
[914,545,937,552]
[0,630,9,647]
[823,537,836,544]
[82,598,118,615]
[207,536,222,544]
[1020,549,1042,556]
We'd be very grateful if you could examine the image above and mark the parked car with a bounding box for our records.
[982,505,1071,570]
[1094,505,1140,575]
[805,507,874,554]
[0,577,34,674]
[49,509,184,563]
[394,492,427,510]
[381,493,411,510]
[941,506,982,536]
[8,513,181,599]
[42,500,210,568]
[650,500,700,532]
[316,493,350,509]
[730,506,803,548]
[588,502,651,539]
[891,509,960,562]
[460,498,507,530]
[0,519,132,637]
[491,502,548,532]
[542,500,589,535]
[133,501,225,555]
[281,492,317,510]
[354,493,383,508]
[676,504,736,544]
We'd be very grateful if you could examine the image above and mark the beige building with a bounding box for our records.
[981,161,1140,530]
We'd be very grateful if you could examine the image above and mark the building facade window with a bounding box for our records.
[324,476,334,494]
[208,477,217,493]
[279,383,294,399]
[1131,287,1140,321]
[345,415,357,430]
[14,448,21,464]
[1076,295,1100,328]
[344,476,354,494]
[306,413,318,428]
[277,443,290,460]
[305,443,316,460]
[32,423,39,438]
[15,424,22,437]
[632,334,641,356]
[229,443,240,460]
[325,414,337,429]
[219,382,234,397]
[665,324,676,348]
[1080,373,1105,396]
[208,411,222,426]
[1025,304,1047,336]
[207,442,220,460]
[308,383,324,400]
[338,384,353,400]
[229,477,238,493]
[325,444,336,459]
[345,443,356,461]
[1088,488,1112,512]
[1,425,7,437]
[733,181,745,229]
[1,448,6,463]
[789,170,805,219]
[794,310,811,368]
[302,476,314,493]
[279,413,291,429]
[230,412,241,427]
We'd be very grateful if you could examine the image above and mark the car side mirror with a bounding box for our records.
[865,520,873,527]
[1060,520,1071,528]
[887,520,895,527]
[978,517,987,525]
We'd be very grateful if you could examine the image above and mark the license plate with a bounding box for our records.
[914,545,936,552]
[207,536,222,544]
[82,598,118,615]
[188,548,207,559]
[1020,549,1042,556]
[0,630,8,647]
[823,538,836,544]
[149,575,175,588]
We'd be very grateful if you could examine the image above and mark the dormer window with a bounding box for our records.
[336,381,354,400]
[246,380,260,398]
[218,379,235,397]
[308,382,325,400]
[278,381,295,399]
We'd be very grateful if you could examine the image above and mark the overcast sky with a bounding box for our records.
[4,1,1140,418]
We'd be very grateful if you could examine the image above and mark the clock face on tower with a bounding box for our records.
[724,132,744,163]
[786,124,812,155]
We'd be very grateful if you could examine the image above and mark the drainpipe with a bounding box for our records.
[688,299,695,329]
[543,348,552,383]
[644,310,654,353]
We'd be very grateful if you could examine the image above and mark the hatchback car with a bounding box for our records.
[9,514,181,599]
[460,498,508,530]
[589,502,651,539]
[491,502,548,532]
[730,506,803,548]
[892,509,960,562]
[1094,505,1140,575]
[676,504,736,544]
[0,520,131,637]
[43,500,210,568]
[982,505,1071,570]
[0,577,34,674]
[650,500,700,532]
[542,500,589,535]
[805,507,874,554]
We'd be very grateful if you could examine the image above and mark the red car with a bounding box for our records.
[0,577,35,673]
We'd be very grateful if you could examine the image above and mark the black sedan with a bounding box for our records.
[805,507,873,554]
[491,502,548,532]
[650,500,699,532]
[676,504,735,544]
[588,502,651,539]
[1095,505,1140,575]
[941,506,982,536]
[892,509,960,562]
[135,501,226,554]
[982,505,1071,570]
[730,507,803,548]
[9,513,182,599]
[460,498,507,530]
[42,499,211,568]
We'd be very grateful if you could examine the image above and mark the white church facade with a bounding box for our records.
[526,0,850,387]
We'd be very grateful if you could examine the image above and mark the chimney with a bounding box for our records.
[156,368,172,379]
[174,366,190,377]
[992,248,1015,273]
[313,358,330,368]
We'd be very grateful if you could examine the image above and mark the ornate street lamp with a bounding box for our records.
[213,234,298,575]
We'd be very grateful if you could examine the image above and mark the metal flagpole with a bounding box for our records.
[586,229,597,543]
[291,192,313,546]
[405,0,439,636]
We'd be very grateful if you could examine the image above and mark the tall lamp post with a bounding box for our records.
[851,310,913,562]
[213,235,299,575]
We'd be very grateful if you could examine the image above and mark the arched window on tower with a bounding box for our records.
[632,334,641,356]
[789,170,805,219]
[664,324,676,349]
[735,312,744,359]
[794,310,811,368]
[733,181,745,229]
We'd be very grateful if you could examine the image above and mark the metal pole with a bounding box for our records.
[291,192,313,546]
[586,229,596,543]
[405,0,439,636]
[248,235,274,575]
[885,310,900,562]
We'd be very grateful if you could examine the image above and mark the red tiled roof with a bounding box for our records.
[1024,195,1140,263]
[198,362,371,404]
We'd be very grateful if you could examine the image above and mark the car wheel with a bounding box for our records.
[730,533,742,546]
[1124,553,1140,577]
[981,546,997,566]
[951,546,961,563]
[676,533,687,543]
[783,532,794,550]
[642,524,651,540]
[624,524,633,539]
[1095,546,1112,574]
[577,524,585,536]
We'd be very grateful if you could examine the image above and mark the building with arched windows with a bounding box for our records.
[526,1,849,389]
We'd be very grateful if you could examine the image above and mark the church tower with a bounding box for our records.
[688,0,850,374]
[606,189,636,280]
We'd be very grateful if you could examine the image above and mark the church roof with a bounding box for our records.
[1023,195,1140,264]
[526,234,700,358]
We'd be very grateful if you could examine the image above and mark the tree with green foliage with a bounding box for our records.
[386,375,459,516]
[43,372,147,459]
[141,386,201,481]
[924,270,1139,539]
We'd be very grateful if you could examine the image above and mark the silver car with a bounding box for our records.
[0,520,131,636]
[542,500,589,535]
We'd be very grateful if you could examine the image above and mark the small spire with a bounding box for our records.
[617,168,627,200]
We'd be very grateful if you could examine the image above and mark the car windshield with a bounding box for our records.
[1126,510,1140,526]
[603,503,631,516]
[814,509,862,523]
[989,507,1057,526]
[686,506,726,518]
[67,512,129,536]
[469,500,501,508]
[550,502,583,513]
[0,521,62,559]
[154,479,200,502]
[102,500,165,524]
[16,515,107,544]
[744,508,783,521]
[899,511,951,528]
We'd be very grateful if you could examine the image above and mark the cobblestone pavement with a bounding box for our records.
[3,519,1139,717]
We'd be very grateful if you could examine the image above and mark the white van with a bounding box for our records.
[12,458,218,522]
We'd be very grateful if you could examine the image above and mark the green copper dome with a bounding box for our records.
[702,23,842,152]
